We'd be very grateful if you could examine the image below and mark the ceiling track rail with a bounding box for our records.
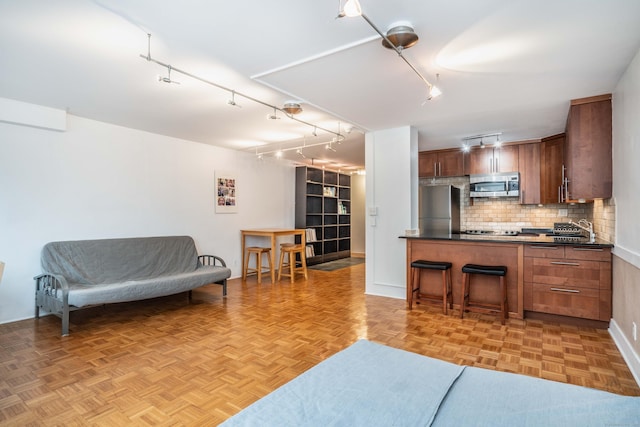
[139,34,344,142]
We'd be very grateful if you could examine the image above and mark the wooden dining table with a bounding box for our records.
[241,228,306,283]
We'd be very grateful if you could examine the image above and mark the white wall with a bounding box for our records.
[610,46,640,384]
[613,48,640,266]
[0,106,296,324]
[365,126,418,298]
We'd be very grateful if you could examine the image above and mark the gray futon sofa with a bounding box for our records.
[35,236,231,335]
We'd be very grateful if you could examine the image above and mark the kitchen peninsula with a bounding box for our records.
[402,232,613,323]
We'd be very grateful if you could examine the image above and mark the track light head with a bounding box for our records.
[267,107,280,120]
[158,65,180,84]
[227,91,241,108]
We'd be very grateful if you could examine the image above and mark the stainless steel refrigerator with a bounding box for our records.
[419,185,461,235]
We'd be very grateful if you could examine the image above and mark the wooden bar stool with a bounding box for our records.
[244,246,273,284]
[277,245,308,283]
[409,260,453,314]
[460,264,508,324]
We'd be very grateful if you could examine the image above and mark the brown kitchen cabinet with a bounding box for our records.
[540,134,565,204]
[418,148,465,177]
[518,142,541,204]
[523,244,611,321]
[467,144,519,175]
[564,94,612,201]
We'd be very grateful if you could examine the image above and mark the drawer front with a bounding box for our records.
[524,244,565,258]
[531,258,603,289]
[531,283,600,319]
[565,246,611,262]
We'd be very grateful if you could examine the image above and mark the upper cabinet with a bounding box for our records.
[564,94,612,201]
[518,142,541,205]
[540,134,565,204]
[467,144,519,175]
[418,148,465,177]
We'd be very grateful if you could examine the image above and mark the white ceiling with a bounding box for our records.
[2,0,640,171]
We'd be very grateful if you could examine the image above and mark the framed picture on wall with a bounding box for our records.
[215,171,238,213]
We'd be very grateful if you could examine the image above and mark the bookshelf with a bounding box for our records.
[295,166,351,265]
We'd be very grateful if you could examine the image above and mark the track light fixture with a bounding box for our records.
[158,65,180,84]
[255,137,343,159]
[267,107,280,120]
[462,132,503,150]
[337,3,441,100]
[140,34,343,144]
[342,0,362,18]
[227,90,241,108]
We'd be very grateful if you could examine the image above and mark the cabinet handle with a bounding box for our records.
[573,247,603,252]
[560,166,565,203]
[433,163,437,177]
[558,185,562,203]
[530,245,559,249]
[550,261,580,266]
[550,287,580,293]
[488,157,492,173]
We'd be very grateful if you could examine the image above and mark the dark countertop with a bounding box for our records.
[400,232,614,247]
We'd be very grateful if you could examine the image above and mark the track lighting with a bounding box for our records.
[428,84,442,100]
[140,33,344,149]
[312,126,318,137]
[343,0,362,17]
[267,107,280,120]
[157,65,180,84]
[326,142,337,152]
[296,148,306,158]
[462,132,503,150]
[227,90,241,108]
[338,2,442,99]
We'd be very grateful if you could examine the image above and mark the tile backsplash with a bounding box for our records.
[420,176,614,243]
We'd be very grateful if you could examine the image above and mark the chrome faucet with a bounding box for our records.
[570,219,595,243]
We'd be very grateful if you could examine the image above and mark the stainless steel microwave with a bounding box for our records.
[469,172,520,198]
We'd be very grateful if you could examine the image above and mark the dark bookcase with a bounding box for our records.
[295,166,351,265]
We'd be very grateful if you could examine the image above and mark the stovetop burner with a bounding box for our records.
[465,230,520,236]
[465,230,493,235]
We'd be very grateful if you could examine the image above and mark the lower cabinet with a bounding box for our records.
[523,244,611,321]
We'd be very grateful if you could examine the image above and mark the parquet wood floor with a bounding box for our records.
[1,263,638,425]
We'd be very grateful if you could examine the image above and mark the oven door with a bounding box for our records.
[470,180,508,197]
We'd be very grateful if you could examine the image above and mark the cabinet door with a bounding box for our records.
[540,135,564,204]
[565,96,612,200]
[467,148,494,174]
[495,145,519,172]
[418,151,438,177]
[438,150,465,177]
[518,143,540,204]
[468,145,518,174]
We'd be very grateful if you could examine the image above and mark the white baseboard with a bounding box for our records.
[609,318,640,387]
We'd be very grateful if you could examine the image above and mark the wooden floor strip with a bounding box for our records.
[0,263,638,425]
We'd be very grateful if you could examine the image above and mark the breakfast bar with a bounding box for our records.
[402,232,613,322]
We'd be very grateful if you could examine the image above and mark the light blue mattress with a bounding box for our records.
[221,340,640,427]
